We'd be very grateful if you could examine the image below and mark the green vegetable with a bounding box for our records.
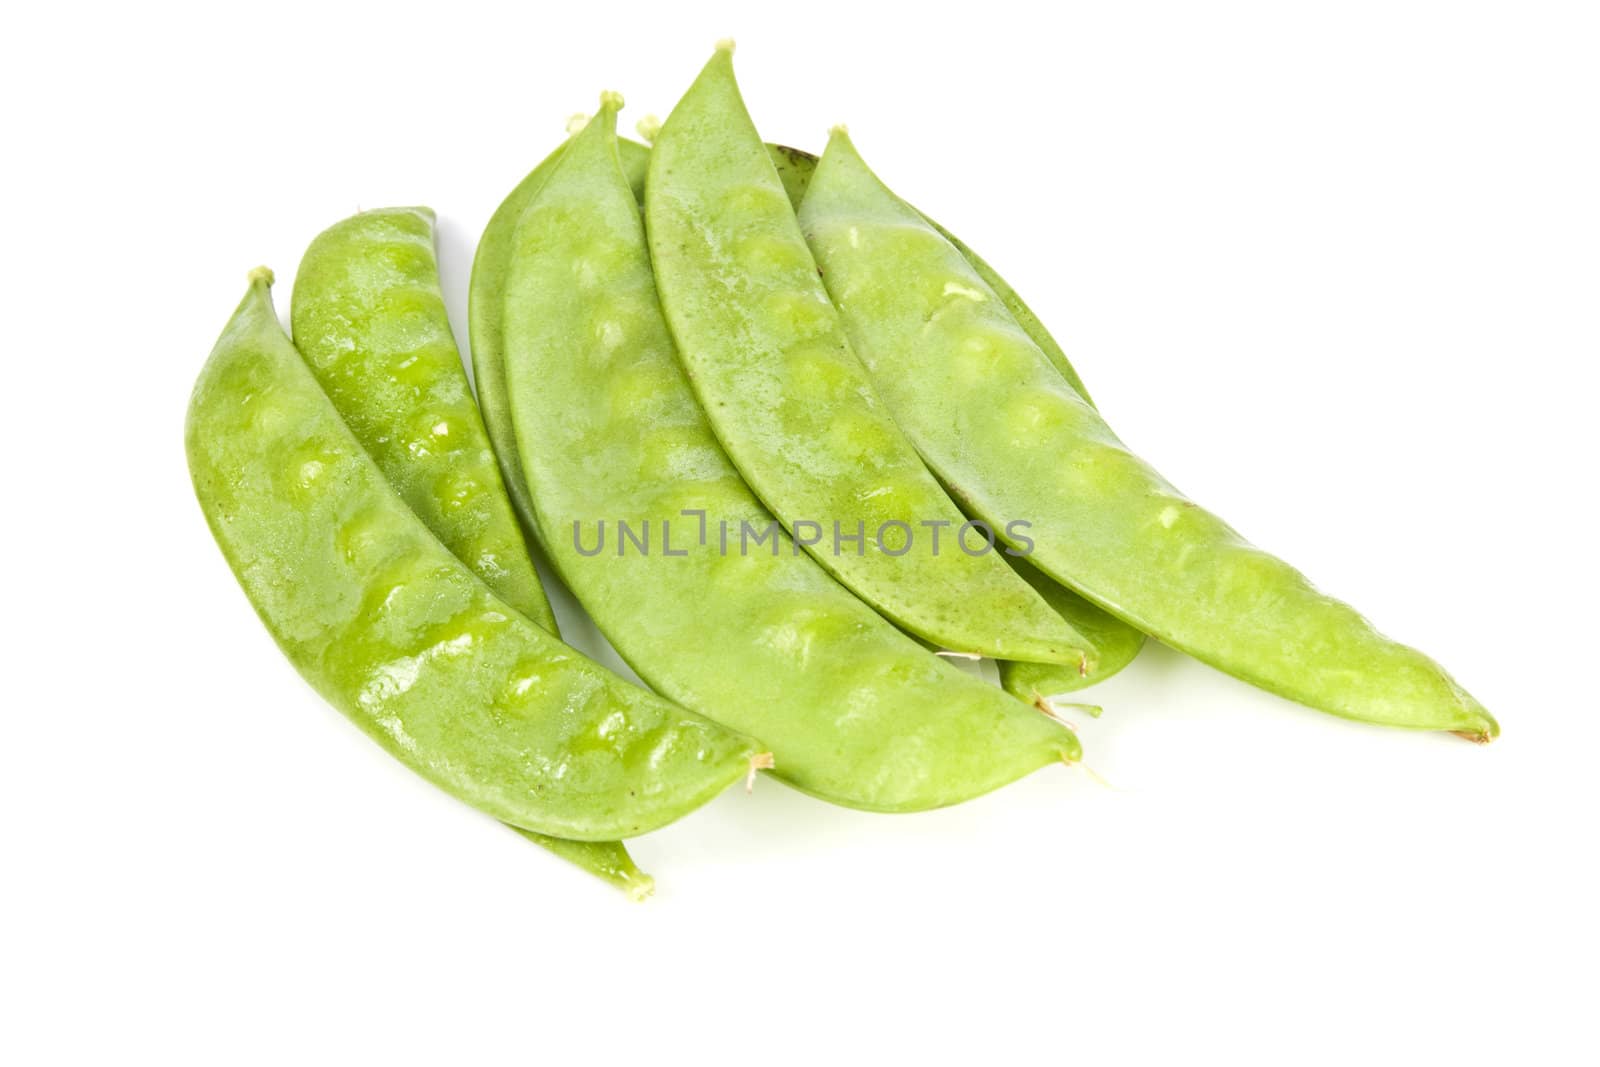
[509,829,654,901]
[643,45,1093,668]
[291,208,646,892]
[481,127,1142,700]
[644,135,1147,700]
[473,134,810,542]
[998,559,1146,711]
[291,207,556,629]
[187,270,766,840]
[500,95,1081,810]
[799,127,1498,740]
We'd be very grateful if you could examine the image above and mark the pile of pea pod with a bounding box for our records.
[186,42,1498,898]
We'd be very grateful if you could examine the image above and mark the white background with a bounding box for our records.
[5,1,1598,1063]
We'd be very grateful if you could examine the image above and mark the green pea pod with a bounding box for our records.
[501,95,1080,811]
[475,133,805,542]
[764,142,817,207]
[188,270,766,840]
[998,560,1146,712]
[291,210,646,893]
[643,45,1093,669]
[800,129,1498,741]
[291,208,557,631]
[471,143,650,541]
[509,829,653,901]
[639,135,1146,701]
[929,226,1097,409]
[483,130,1141,699]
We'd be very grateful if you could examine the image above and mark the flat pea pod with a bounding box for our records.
[644,45,1093,669]
[483,132,1142,696]
[998,560,1146,711]
[187,269,765,840]
[509,828,653,901]
[646,138,1092,405]
[470,145,650,538]
[291,211,645,893]
[501,96,1080,811]
[292,209,557,629]
[474,134,809,542]
[648,137,1145,700]
[928,225,1097,408]
[799,129,1498,740]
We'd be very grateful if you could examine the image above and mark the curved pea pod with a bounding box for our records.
[501,96,1080,811]
[998,560,1146,709]
[475,134,807,542]
[471,143,650,539]
[927,226,1097,408]
[483,130,1143,698]
[292,208,557,630]
[799,129,1498,741]
[508,829,654,901]
[292,212,645,891]
[643,46,1093,669]
[187,270,765,840]
[679,139,1147,698]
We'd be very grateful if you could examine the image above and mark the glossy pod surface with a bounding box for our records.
[645,47,1091,667]
[292,208,557,629]
[510,828,654,900]
[292,213,641,889]
[800,130,1498,739]
[187,272,763,840]
[502,100,1080,811]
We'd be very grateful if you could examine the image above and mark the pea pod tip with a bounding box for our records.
[714,37,735,55]
[247,265,274,287]
[599,89,624,110]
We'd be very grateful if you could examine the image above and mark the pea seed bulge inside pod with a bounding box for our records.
[567,514,1037,558]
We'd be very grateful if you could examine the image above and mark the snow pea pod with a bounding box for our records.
[482,128,1142,696]
[928,226,1097,408]
[665,138,1145,699]
[292,208,557,630]
[474,134,809,543]
[800,129,1498,740]
[509,829,653,901]
[291,211,644,892]
[668,139,1094,403]
[501,96,1080,810]
[470,144,650,538]
[644,45,1092,668]
[998,560,1145,710]
[187,270,764,840]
